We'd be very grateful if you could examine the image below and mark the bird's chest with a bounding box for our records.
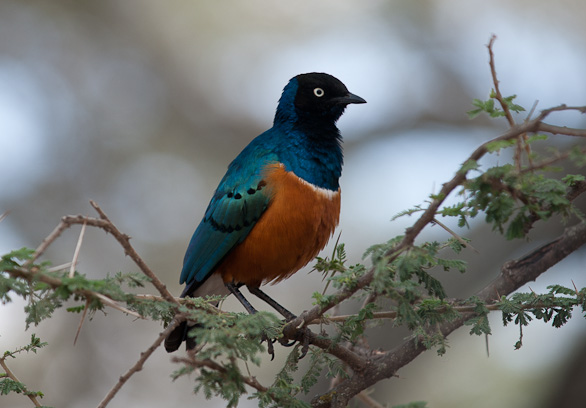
[217,163,341,286]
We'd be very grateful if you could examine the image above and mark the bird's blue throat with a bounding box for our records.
[272,79,343,191]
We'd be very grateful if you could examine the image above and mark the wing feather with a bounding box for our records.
[179,142,277,297]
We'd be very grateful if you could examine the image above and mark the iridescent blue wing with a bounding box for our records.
[179,139,277,297]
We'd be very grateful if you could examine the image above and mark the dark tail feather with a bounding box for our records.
[165,320,187,352]
[165,320,199,352]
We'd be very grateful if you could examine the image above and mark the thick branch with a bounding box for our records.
[283,326,369,374]
[312,222,586,407]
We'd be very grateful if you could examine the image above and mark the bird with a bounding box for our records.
[164,72,365,353]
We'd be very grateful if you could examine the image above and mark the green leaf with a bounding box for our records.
[485,138,517,153]
[459,159,479,173]
[562,174,585,186]
[502,94,525,113]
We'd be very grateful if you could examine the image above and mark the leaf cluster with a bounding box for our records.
[1,334,51,406]
[171,307,282,407]
[431,148,583,241]
[1,248,176,327]
[312,235,467,363]
[464,163,579,239]
[499,285,586,349]
[467,91,525,119]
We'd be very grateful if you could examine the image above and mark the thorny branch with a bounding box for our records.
[296,39,586,406]
[311,221,586,408]
[4,100,585,408]
[4,37,586,406]
[27,201,178,306]
[7,200,183,408]
[4,103,585,408]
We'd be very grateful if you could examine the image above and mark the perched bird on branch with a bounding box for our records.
[165,72,365,353]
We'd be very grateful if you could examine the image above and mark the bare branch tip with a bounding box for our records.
[488,34,497,48]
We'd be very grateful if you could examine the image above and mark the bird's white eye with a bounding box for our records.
[313,87,325,97]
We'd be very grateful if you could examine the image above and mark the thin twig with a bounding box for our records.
[488,35,515,128]
[94,293,144,319]
[96,316,187,408]
[488,34,533,171]
[0,356,41,407]
[537,122,586,138]
[525,100,539,122]
[432,217,478,253]
[8,267,145,319]
[89,200,179,305]
[518,146,586,175]
[46,262,73,273]
[306,299,561,326]
[535,104,586,120]
[27,219,70,267]
[69,221,87,278]
[98,291,584,327]
[321,232,343,295]
[134,294,223,315]
[355,391,385,408]
[27,201,180,305]
[74,298,91,345]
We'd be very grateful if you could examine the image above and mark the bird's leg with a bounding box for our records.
[247,285,302,348]
[225,282,257,314]
[246,285,297,321]
[225,282,275,358]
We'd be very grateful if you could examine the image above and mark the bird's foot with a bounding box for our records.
[279,324,311,359]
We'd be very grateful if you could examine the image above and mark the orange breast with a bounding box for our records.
[217,163,341,287]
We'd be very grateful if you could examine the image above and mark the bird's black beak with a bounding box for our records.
[336,92,367,105]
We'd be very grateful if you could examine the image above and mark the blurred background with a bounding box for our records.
[1,1,586,407]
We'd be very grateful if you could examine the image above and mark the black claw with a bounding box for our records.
[280,339,297,347]
[261,333,275,360]
[299,328,311,359]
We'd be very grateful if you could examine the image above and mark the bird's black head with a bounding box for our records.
[271,73,365,190]
[294,72,366,119]
[275,72,366,126]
